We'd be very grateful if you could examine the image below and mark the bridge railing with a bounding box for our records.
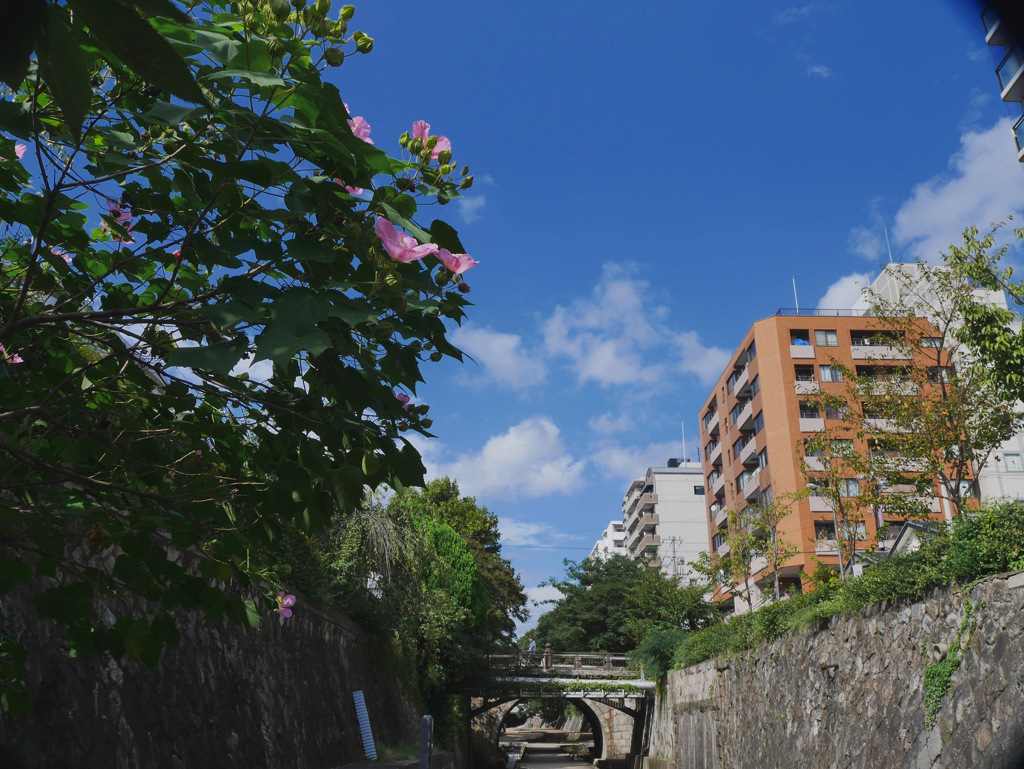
[488,645,633,676]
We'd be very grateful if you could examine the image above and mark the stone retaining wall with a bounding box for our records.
[0,586,419,769]
[647,571,1024,769]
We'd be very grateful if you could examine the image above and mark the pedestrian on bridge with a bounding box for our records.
[527,638,538,665]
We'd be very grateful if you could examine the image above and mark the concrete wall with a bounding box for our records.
[0,586,419,769]
[647,571,1024,769]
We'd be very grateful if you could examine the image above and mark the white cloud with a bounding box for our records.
[806,64,832,79]
[673,331,732,386]
[817,272,873,309]
[514,584,564,637]
[458,195,486,224]
[590,440,683,482]
[542,264,677,387]
[893,118,1024,262]
[774,4,816,24]
[427,416,586,499]
[848,225,884,261]
[588,412,633,435]
[451,325,546,389]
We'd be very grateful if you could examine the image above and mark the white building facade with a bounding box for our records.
[589,520,628,561]
[620,459,708,583]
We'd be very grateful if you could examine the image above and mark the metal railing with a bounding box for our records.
[487,647,633,676]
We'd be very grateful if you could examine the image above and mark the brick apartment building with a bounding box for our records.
[698,311,954,611]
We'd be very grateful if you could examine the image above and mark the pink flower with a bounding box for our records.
[0,343,23,364]
[412,121,451,160]
[334,177,363,196]
[374,217,439,263]
[394,390,410,410]
[437,248,478,275]
[275,592,296,618]
[348,115,373,144]
[14,144,26,159]
[106,200,135,244]
[51,247,72,264]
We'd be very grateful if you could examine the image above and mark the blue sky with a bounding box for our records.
[331,1,1024,634]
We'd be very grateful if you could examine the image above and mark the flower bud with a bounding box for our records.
[437,150,451,165]
[268,37,286,58]
[429,352,442,362]
[324,47,344,66]
[460,165,470,176]
[426,136,438,150]
[340,4,355,19]
[291,0,306,8]
[460,175,474,189]
[354,31,374,53]
[332,20,347,37]
[383,272,401,288]
[396,177,416,192]
[458,282,471,294]
[314,0,331,15]
[409,138,423,154]
[439,164,451,175]
[271,0,290,18]
[398,131,411,148]
[422,418,433,429]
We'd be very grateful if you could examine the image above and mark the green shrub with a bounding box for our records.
[630,628,687,680]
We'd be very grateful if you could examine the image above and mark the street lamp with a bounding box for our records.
[806,482,846,580]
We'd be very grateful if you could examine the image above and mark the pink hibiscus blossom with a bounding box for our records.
[14,144,26,159]
[51,247,72,264]
[348,115,373,144]
[374,217,439,263]
[394,390,411,410]
[437,248,478,275]
[0,343,23,364]
[334,177,363,196]
[412,121,451,160]
[275,592,296,618]
[106,200,135,244]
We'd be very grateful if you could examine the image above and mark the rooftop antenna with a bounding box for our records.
[681,421,687,463]
[792,276,799,313]
[883,222,894,264]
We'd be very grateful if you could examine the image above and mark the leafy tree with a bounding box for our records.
[622,569,716,645]
[385,478,528,644]
[534,556,648,653]
[0,0,478,712]
[747,492,804,602]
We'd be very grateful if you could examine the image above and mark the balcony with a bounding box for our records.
[794,380,819,394]
[742,469,761,500]
[630,533,661,554]
[863,417,898,432]
[814,539,839,555]
[997,46,1024,102]
[712,472,726,498]
[1015,114,1024,163]
[790,343,815,359]
[704,413,720,436]
[739,438,758,466]
[984,7,1015,47]
[713,506,729,528]
[809,495,834,513]
[716,541,730,557]
[732,366,750,396]
[749,555,768,575]
[850,345,911,361]
[803,455,825,472]
[708,440,722,466]
[732,400,753,431]
[799,417,825,432]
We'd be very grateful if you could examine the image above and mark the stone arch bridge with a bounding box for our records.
[469,647,655,764]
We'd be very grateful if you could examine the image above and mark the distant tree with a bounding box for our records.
[385,478,528,644]
[622,569,716,645]
[534,556,648,653]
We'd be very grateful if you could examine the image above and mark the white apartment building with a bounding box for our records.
[854,263,1024,503]
[620,459,708,583]
[589,520,628,561]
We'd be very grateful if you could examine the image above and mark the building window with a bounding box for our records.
[761,485,773,503]
[815,329,838,347]
[928,366,955,383]
[702,408,717,431]
[794,365,815,382]
[804,439,825,458]
[727,369,741,392]
[753,411,764,434]
[841,521,868,540]
[958,480,977,499]
[921,337,943,348]
[745,341,757,364]
[814,521,836,541]
[757,449,769,469]
[750,375,760,396]
[799,401,819,419]
[819,365,843,383]
[1006,453,1022,471]
[733,436,748,455]
[712,532,727,551]
[830,439,854,457]
[730,400,748,424]
[839,479,860,497]
[824,405,847,420]
[694,485,705,496]
[790,330,810,345]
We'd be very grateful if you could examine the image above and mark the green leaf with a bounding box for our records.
[142,101,198,125]
[0,0,46,90]
[429,220,467,254]
[127,0,191,24]
[66,0,206,104]
[0,559,32,594]
[242,598,260,629]
[205,69,287,88]
[167,338,249,374]
[37,12,91,137]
